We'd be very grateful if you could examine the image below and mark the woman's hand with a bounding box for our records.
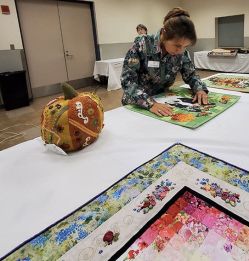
[150,102,173,117]
[192,90,208,105]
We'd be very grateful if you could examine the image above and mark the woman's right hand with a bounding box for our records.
[150,102,173,117]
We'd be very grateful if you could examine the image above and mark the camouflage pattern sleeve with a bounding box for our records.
[180,50,208,94]
[121,37,155,110]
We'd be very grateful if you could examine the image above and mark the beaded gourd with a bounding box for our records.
[41,83,104,152]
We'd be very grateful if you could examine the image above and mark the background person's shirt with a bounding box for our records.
[121,31,208,109]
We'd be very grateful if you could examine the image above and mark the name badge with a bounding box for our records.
[148,61,160,68]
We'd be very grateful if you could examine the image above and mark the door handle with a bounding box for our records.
[65,51,73,58]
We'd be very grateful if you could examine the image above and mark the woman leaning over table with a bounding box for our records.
[121,7,208,117]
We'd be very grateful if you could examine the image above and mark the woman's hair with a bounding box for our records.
[162,7,196,45]
[136,24,148,33]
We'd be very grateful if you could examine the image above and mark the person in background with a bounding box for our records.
[136,24,148,35]
[122,7,208,117]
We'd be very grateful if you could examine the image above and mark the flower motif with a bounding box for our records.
[220,95,231,104]
[134,179,175,214]
[197,178,241,207]
[224,242,233,252]
[103,230,120,246]
[171,113,195,122]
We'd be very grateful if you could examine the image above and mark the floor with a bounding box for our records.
[0,70,217,150]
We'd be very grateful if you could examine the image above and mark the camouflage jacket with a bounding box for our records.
[121,31,208,109]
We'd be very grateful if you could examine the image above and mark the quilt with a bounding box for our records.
[125,87,239,128]
[2,144,249,261]
[203,73,249,93]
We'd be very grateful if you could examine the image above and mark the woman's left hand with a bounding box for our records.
[192,90,208,105]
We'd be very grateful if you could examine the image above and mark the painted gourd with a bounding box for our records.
[41,83,104,152]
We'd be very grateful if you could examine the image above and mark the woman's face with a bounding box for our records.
[137,28,147,35]
[163,38,192,55]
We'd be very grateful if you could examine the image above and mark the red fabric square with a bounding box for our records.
[1,5,10,15]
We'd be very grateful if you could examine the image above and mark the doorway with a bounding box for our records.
[16,0,98,97]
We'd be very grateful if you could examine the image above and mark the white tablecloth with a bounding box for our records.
[0,87,249,258]
[93,58,124,91]
[194,51,249,73]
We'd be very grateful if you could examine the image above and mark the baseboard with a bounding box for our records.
[32,77,98,98]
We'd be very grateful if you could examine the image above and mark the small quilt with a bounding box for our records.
[203,73,249,93]
[126,87,239,128]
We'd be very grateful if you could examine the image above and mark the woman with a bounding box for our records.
[121,7,208,117]
[136,24,148,35]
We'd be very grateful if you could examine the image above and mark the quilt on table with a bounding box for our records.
[203,73,249,93]
[2,144,249,261]
[125,87,239,128]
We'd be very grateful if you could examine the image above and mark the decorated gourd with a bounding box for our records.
[41,83,104,152]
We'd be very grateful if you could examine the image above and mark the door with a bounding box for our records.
[58,1,96,81]
[16,0,96,91]
[16,0,68,88]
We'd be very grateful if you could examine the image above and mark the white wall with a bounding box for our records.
[0,0,180,49]
[180,0,249,38]
[1,1,249,49]
[94,0,180,44]
[0,0,23,50]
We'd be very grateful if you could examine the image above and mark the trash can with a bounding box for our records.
[0,70,29,110]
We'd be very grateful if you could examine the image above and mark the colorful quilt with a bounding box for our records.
[203,73,249,93]
[2,144,249,260]
[125,87,240,128]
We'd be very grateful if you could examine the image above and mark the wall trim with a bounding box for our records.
[32,77,98,98]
